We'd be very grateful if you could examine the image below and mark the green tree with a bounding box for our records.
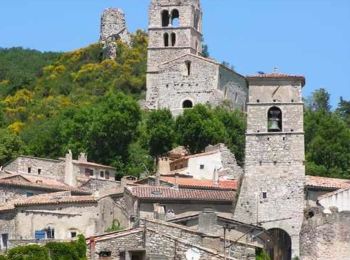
[307,88,331,112]
[7,244,49,260]
[0,129,26,166]
[336,96,350,126]
[305,109,350,178]
[176,104,228,153]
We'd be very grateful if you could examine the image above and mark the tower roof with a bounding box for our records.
[151,0,200,7]
[247,72,306,87]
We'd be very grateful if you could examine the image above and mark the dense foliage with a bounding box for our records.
[0,34,349,179]
[1,235,87,260]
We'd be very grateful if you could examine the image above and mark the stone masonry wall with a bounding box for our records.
[301,208,350,260]
[100,8,130,59]
[3,157,65,181]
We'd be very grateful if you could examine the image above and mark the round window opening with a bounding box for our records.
[183,100,193,108]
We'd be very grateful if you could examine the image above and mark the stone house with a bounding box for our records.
[88,218,258,260]
[158,144,243,180]
[123,185,235,222]
[2,152,117,188]
[0,191,124,251]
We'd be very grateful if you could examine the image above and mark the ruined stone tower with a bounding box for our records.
[234,73,306,259]
[145,0,248,115]
[100,8,130,59]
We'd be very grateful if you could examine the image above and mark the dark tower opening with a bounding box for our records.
[171,33,176,46]
[183,100,193,108]
[171,9,180,27]
[164,33,169,47]
[162,10,170,27]
[268,107,282,132]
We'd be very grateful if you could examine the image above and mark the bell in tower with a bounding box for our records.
[268,107,282,132]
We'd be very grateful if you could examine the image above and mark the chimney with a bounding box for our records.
[64,150,76,187]
[78,152,88,162]
[199,208,218,235]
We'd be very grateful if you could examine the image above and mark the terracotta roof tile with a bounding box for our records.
[0,192,96,212]
[128,186,235,202]
[247,72,305,86]
[306,176,350,190]
[160,177,237,190]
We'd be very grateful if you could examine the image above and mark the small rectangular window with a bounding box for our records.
[85,168,94,177]
[28,167,31,174]
[46,228,55,239]
[26,192,34,197]
[200,164,204,170]
[71,232,77,238]
[100,171,104,178]
[38,169,41,175]
[105,171,110,180]
[262,192,267,199]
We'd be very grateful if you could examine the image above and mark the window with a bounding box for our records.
[105,171,110,180]
[194,12,200,30]
[100,171,105,178]
[71,232,77,238]
[46,227,55,239]
[171,32,176,46]
[85,168,94,177]
[38,169,41,175]
[185,61,191,76]
[26,192,34,197]
[1,234,8,250]
[28,167,31,174]
[182,100,193,109]
[262,192,267,199]
[99,251,112,257]
[200,164,205,170]
[171,9,180,27]
[161,10,170,27]
[163,33,169,47]
[268,107,282,132]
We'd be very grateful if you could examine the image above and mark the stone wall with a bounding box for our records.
[100,8,130,59]
[3,157,65,181]
[0,186,47,204]
[301,208,350,260]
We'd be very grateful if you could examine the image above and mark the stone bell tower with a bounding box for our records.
[146,0,203,109]
[234,73,306,260]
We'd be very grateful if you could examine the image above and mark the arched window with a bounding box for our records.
[171,33,176,46]
[185,61,191,76]
[268,107,282,132]
[164,33,169,47]
[162,10,170,27]
[171,9,180,27]
[183,100,193,109]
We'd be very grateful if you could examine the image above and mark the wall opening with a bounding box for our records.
[266,228,292,260]
[163,33,169,47]
[194,11,200,30]
[185,61,191,76]
[171,9,180,27]
[161,10,170,27]
[183,100,193,109]
[268,107,282,132]
[171,33,176,46]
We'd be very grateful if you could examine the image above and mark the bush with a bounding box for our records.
[7,244,49,260]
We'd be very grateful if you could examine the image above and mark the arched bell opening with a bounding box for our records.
[268,107,282,132]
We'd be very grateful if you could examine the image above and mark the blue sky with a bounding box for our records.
[1,0,349,107]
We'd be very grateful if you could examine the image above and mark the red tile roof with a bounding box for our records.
[127,186,235,202]
[0,192,96,212]
[247,73,305,86]
[306,176,350,190]
[0,174,88,194]
[160,177,237,190]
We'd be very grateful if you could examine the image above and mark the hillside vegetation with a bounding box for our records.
[0,31,349,179]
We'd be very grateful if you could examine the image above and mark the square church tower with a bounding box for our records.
[234,73,306,260]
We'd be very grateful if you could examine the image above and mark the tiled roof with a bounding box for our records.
[0,174,88,194]
[127,186,235,202]
[0,192,96,212]
[306,176,350,190]
[247,73,305,86]
[160,177,237,190]
[73,160,115,170]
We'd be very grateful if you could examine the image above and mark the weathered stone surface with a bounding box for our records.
[100,8,130,59]
[301,208,350,260]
